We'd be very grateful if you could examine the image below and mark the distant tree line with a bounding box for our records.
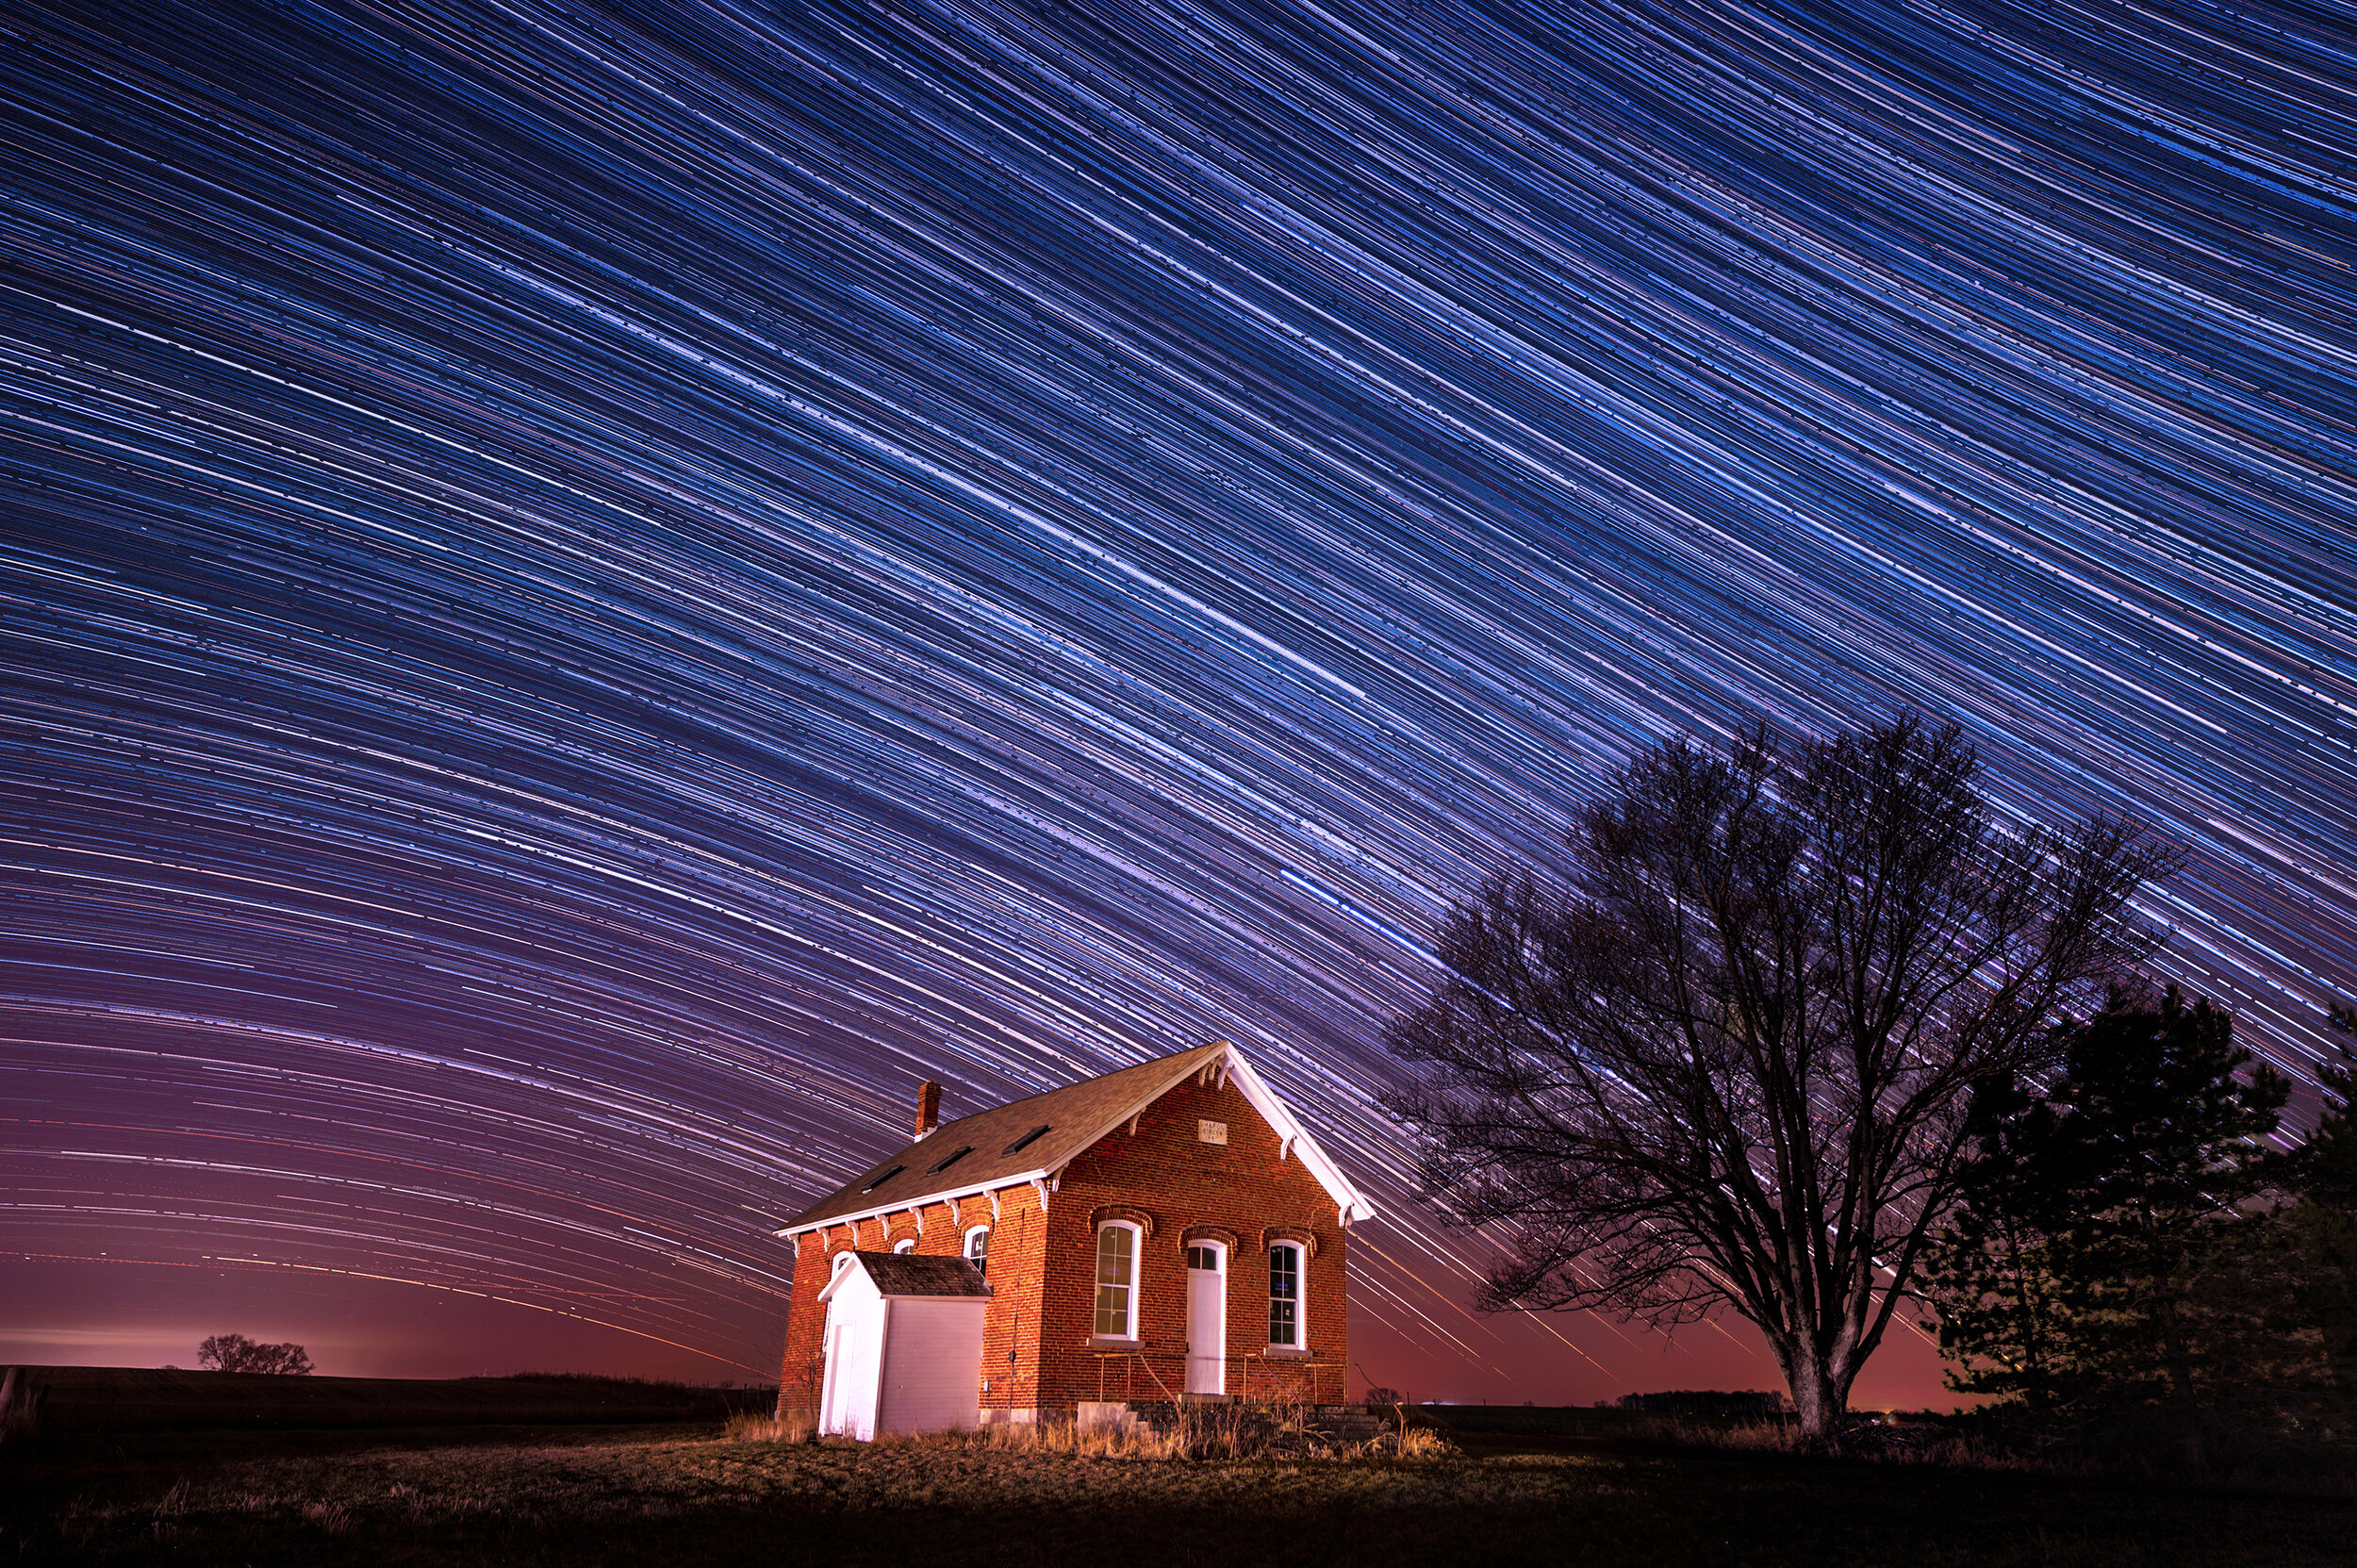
[1615,1389,1788,1416]
[198,1333,314,1376]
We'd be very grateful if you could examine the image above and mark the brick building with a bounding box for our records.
[775,1040,1376,1432]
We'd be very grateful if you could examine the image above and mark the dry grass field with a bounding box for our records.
[6,1410,2355,1567]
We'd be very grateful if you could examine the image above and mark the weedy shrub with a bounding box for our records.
[1664,1416,1798,1452]
[302,1499,352,1533]
[1175,1400,1253,1460]
[0,1366,44,1444]
[1607,1412,2067,1474]
[1391,1426,1454,1460]
[722,1409,815,1444]
[978,1414,1187,1459]
[963,1401,1451,1463]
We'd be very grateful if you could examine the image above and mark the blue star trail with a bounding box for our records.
[1,0,2350,1398]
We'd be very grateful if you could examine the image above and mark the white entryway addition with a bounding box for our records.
[816,1250,992,1439]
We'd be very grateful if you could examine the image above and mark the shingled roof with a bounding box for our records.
[780,1040,1374,1235]
[820,1250,992,1300]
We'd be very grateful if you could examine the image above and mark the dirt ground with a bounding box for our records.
[4,1417,2352,1566]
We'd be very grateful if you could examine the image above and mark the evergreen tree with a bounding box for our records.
[2303,1001,2357,1209]
[2280,1000,2357,1409]
[2058,989,2290,1466]
[1924,986,2291,1465]
[1920,1075,2080,1414]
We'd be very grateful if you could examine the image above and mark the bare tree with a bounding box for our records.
[197,1333,314,1376]
[1384,715,2173,1440]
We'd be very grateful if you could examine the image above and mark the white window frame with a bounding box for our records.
[831,1248,857,1275]
[1092,1220,1143,1342]
[1267,1241,1305,1349]
[892,1237,917,1254]
[963,1224,992,1276]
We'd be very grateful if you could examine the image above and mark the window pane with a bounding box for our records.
[966,1230,989,1277]
[1095,1226,1133,1336]
[1270,1246,1299,1345]
[1096,1226,1133,1287]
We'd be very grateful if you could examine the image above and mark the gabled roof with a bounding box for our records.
[779,1040,1376,1237]
[782,1041,1226,1233]
[817,1250,992,1302]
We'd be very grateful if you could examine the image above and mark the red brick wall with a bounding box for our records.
[776,1068,1351,1420]
[1036,1070,1349,1408]
[776,1180,1054,1421]
[963,1182,1048,1414]
[776,1231,828,1421]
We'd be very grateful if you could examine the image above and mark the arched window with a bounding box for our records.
[831,1249,856,1276]
[1093,1221,1141,1339]
[963,1225,991,1278]
[893,1237,917,1254]
[1268,1242,1304,1347]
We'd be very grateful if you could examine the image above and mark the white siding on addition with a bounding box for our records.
[874,1296,988,1437]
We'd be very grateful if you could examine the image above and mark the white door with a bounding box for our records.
[818,1322,842,1434]
[1184,1243,1226,1395]
[822,1301,882,1440]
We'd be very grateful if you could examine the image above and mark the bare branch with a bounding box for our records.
[1383,713,2169,1437]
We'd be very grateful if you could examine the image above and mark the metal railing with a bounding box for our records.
[1242,1351,1346,1405]
[1093,1347,1179,1404]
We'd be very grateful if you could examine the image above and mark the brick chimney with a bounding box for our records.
[914,1080,942,1138]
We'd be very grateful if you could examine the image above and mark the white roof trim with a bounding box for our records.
[778,1040,1376,1240]
[777,1169,1052,1241]
[1217,1045,1377,1226]
[815,1255,867,1305]
[1047,1041,1376,1227]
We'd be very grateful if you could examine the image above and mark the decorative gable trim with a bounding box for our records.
[1040,1043,1376,1228]
[1217,1048,1376,1226]
[1261,1222,1319,1259]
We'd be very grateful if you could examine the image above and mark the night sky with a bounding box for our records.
[3,0,2352,1407]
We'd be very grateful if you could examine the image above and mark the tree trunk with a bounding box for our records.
[1775,1342,1851,1444]
[2156,1303,2207,1472]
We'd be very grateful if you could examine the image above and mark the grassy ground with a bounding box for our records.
[4,1416,2352,1566]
